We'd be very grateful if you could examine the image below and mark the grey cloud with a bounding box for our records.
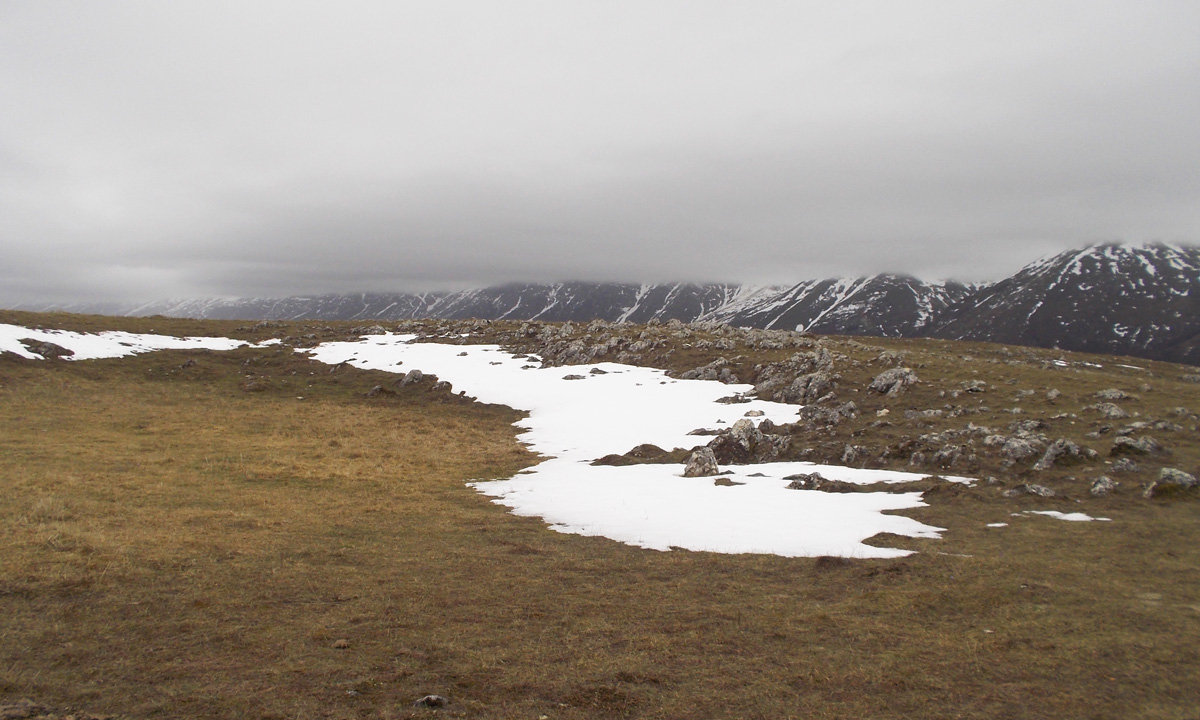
[2,1,1198,305]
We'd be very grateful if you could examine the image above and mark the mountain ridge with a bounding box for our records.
[17,242,1200,365]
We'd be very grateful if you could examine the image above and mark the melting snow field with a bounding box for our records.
[0,323,258,359]
[1,324,964,558]
[307,334,957,558]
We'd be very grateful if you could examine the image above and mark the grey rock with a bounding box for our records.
[18,339,74,359]
[1090,476,1119,496]
[779,371,835,404]
[1159,467,1198,488]
[399,369,425,386]
[1091,403,1130,420]
[1110,436,1163,456]
[841,444,869,465]
[1143,468,1198,498]
[1095,388,1131,401]
[1033,439,1089,471]
[869,367,919,396]
[1003,483,1057,498]
[413,695,449,708]
[683,447,720,477]
[1111,457,1140,473]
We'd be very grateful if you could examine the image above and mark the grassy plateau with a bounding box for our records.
[1,310,1198,719]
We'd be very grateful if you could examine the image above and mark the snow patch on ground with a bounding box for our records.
[1017,511,1111,522]
[306,334,956,558]
[0,323,254,359]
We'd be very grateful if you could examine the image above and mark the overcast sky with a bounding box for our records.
[2,1,1199,305]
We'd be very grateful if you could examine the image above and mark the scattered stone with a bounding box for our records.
[18,339,74,359]
[589,367,607,374]
[713,477,745,487]
[1110,436,1163,456]
[1033,439,1092,471]
[1143,468,1199,499]
[413,695,449,709]
[1090,402,1130,420]
[841,444,869,465]
[961,380,987,393]
[784,472,860,493]
[715,394,751,404]
[932,444,966,468]
[1046,388,1062,401]
[432,380,452,392]
[682,447,719,477]
[679,357,739,383]
[1095,388,1131,401]
[562,374,586,380]
[744,409,765,417]
[1003,483,1057,498]
[1090,476,1119,496]
[1111,457,1140,473]
[869,367,919,396]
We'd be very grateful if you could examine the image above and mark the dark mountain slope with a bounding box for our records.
[930,243,1200,364]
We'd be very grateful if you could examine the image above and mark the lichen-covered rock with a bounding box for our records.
[1003,483,1057,498]
[778,371,835,404]
[1033,439,1092,471]
[1090,402,1130,420]
[869,367,919,396]
[679,357,738,383]
[784,472,859,492]
[1158,467,1197,488]
[1110,436,1164,456]
[1143,468,1198,499]
[1090,476,1119,496]
[682,447,719,477]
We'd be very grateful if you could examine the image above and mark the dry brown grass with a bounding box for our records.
[2,313,1199,719]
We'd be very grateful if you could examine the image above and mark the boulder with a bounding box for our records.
[1143,468,1198,499]
[1111,457,1140,473]
[18,339,74,359]
[869,367,919,396]
[1089,476,1119,496]
[1091,403,1130,420]
[1033,439,1093,471]
[1110,436,1163,456]
[1158,467,1197,488]
[683,447,719,477]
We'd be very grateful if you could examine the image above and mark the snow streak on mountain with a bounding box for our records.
[21,243,1200,365]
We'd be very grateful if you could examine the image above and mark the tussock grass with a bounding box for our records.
[1,312,1199,719]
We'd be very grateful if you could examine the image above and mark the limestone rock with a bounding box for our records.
[1110,436,1163,456]
[869,367,919,396]
[683,447,719,477]
[1090,476,1119,496]
[1033,439,1092,471]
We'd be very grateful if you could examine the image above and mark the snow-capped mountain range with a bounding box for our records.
[26,243,1200,365]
